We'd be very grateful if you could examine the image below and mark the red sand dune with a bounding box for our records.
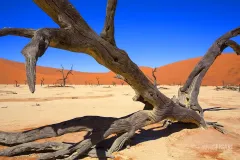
[0,53,239,86]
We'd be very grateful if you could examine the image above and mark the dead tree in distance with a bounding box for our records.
[0,0,239,159]
[57,65,73,87]
[146,67,158,87]
[14,80,19,87]
[40,78,44,86]
[152,67,158,87]
[96,77,100,86]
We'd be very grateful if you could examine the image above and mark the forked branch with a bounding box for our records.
[178,27,240,116]
[57,65,73,87]
[0,28,75,93]
[1,0,168,107]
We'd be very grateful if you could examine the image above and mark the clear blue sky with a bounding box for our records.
[0,0,239,72]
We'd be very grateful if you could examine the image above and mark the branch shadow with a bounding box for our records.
[131,122,197,145]
[82,122,198,160]
[2,107,234,160]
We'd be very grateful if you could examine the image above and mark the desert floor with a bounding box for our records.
[0,85,239,160]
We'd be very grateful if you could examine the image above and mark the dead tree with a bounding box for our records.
[14,80,19,87]
[146,68,158,87]
[40,78,44,86]
[96,77,100,86]
[152,67,158,87]
[57,65,73,87]
[0,0,239,159]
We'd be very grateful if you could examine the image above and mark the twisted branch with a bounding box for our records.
[178,27,240,116]
[225,40,240,55]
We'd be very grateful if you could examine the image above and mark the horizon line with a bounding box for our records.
[0,52,235,73]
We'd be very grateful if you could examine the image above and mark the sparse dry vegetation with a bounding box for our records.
[57,65,73,87]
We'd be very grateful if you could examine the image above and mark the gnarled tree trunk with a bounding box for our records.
[0,0,239,159]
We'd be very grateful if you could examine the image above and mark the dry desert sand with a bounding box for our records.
[0,85,239,160]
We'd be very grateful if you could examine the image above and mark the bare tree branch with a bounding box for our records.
[225,40,240,55]
[0,116,105,146]
[1,6,168,108]
[0,141,113,158]
[21,29,50,93]
[0,142,71,156]
[178,27,240,116]
[65,65,74,80]
[33,0,94,32]
[0,28,35,38]
[57,65,73,87]
[0,101,204,159]
[0,28,76,92]
[100,0,117,46]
